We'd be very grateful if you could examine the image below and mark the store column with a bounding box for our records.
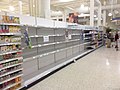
[103,1,106,26]
[19,0,22,15]
[103,10,106,26]
[98,4,102,26]
[41,0,51,19]
[90,0,94,26]
[29,0,35,16]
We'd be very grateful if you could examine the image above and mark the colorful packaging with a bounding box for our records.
[6,16,10,23]
[14,17,20,24]
[2,15,7,23]
[5,25,9,33]
[0,36,5,44]
[9,16,14,23]
[2,25,6,33]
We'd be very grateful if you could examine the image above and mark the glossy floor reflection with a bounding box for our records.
[28,47,120,90]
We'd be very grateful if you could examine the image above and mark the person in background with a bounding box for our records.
[115,31,119,50]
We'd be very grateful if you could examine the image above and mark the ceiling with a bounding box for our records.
[0,0,119,17]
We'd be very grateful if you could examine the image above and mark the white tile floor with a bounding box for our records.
[28,47,120,90]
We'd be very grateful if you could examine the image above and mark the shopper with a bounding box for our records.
[115,31,119,50]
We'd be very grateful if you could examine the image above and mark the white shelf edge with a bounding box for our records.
[0,57,23,64]
[24,42,85,62]
[0,74,23,85]
[71,34,80,36]
[0,63,23,71]
[23,39,80,50]
[0,68,23,78]
[29,34,64,38]
[0,33,22,36]
[23,24,67,29]
[0,42,21,46]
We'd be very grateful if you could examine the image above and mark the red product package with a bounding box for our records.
[2,25,6,33]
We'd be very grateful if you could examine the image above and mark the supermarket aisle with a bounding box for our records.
[28,47,120,90]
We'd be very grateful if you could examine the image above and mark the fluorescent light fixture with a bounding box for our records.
[59,0,74,2]
[9,6,15,11]
[108,13,112,16]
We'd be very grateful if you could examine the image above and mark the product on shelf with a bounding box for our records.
[0,44,21,53]
[0,36,21,43]
[0,76,22,90]
[0,25,20,34]
[1,15,20,24]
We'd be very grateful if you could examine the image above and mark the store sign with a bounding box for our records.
[43,36,49,42]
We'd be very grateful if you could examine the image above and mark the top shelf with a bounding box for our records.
[0,15,102,31]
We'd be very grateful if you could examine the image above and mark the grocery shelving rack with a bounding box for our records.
[0,15,103,89]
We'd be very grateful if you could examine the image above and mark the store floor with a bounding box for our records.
[28,47,120,90]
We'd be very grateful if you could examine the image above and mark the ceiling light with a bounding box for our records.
[94,15,97,17]
[108,13,112,16]
[9,6,15,11]
[26,14,30,16]
[95,18,98,20]
[80,4,84,8]
[59,0,74,2]
[33,5,35,7]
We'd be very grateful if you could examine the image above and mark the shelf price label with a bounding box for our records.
[68,35,72,39]
[43,36,49,42]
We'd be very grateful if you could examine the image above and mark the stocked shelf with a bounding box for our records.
[0,16,23,90]
[0,50,22,56]
[0,63,22,71]
[0,68,23,78]
[0,74,23,85]
[3,81,22,90]
[0,57,23,64]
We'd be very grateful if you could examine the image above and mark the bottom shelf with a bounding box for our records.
[23,48,97,87]
[0,75,23,90]
[3,81,22,90]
